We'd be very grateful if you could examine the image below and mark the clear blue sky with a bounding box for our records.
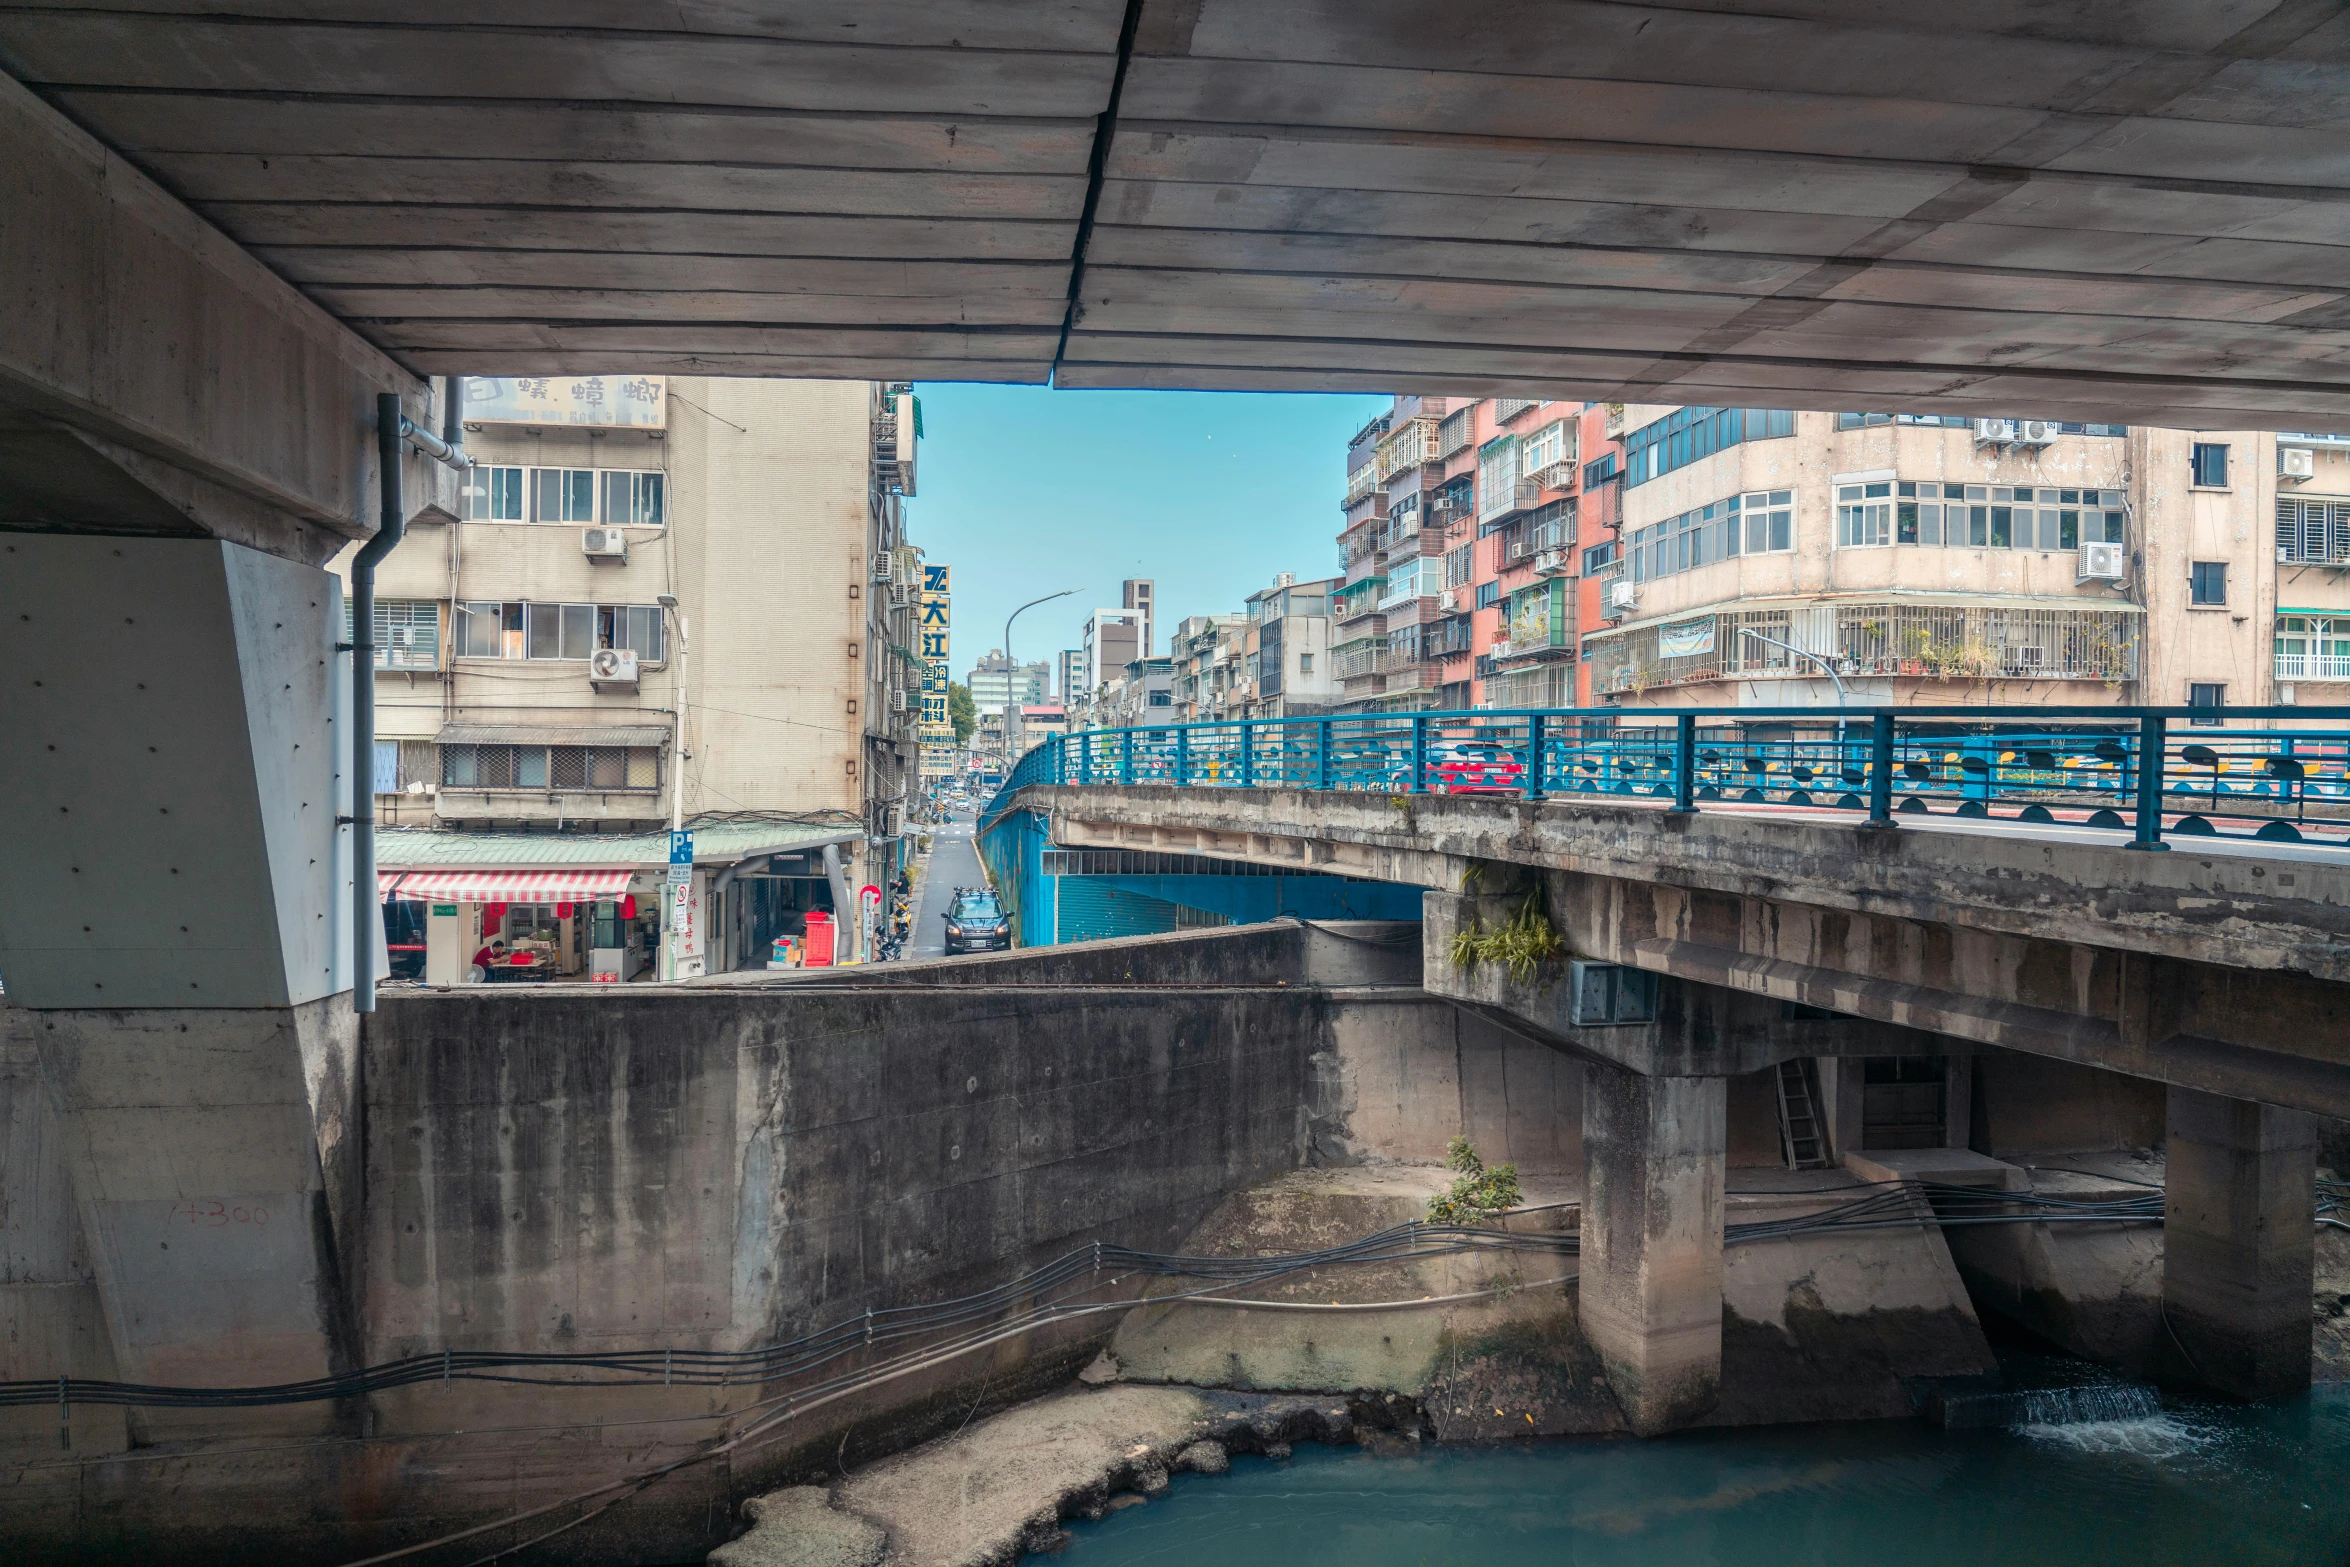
[906,384,1389,690]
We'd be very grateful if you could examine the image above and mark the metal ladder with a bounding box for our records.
[1776,1058,1830,1170]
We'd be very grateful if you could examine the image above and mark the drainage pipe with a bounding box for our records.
[354,378,469,1013]
[353,392,407,1014]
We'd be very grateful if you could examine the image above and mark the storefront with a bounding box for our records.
[377,867,650,984]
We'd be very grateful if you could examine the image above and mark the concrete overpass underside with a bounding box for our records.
[5,1,2350,426]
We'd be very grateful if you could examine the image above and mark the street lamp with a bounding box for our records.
[1003,589,1074,754]
[1739,625,1850,774]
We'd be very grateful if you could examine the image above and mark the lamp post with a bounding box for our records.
[1739,625,1849,772]
[1003,589,1074,759]
[657,593,690,981]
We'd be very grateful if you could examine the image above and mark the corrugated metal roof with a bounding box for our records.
[375,820,859,869]
[437,722,673,748]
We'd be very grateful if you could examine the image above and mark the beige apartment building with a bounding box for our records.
[1581,411,2350,718]
[337,375,922,975]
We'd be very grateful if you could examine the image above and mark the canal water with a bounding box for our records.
[1060,1381,2350,1567]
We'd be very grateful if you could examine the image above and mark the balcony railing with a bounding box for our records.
[1334,643,1392,679]
[2278,654,2350,682]
[1345,463,1377,505]
[1374,417,1440,482]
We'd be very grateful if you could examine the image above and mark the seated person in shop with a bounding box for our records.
[471,937,510,970]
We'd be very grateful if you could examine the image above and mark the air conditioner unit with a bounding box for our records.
[582,527,628,561]
[891,689,915,712]
[1530,462,1577,492]
[2076,541,2125,581]
[1604,577,1637,614]
[1973,418,2017,444]
[2280,446,2316,482]
[1437,589,1463,613]
[588,647,640,690]
[2012,419,2057,446]
[1534,549,1569,576]
[871,552,895,583]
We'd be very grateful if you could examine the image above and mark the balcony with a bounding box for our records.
[1374,416,1440,482]
[1334,642,1391,679]
[1345,462,1378,505]
[2277,653,2350,682]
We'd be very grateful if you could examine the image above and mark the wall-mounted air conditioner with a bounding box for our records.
[1533,549,1570,576]
[589,647,640,690]
[2011,420,2057,446]
[2281,446,2316,482]
[2076,541,2125,581]
[1437,589,1463,613]
[1973,418,2016,444]
[582,527,628,562]
[1604,577,1637,614]
[871,551,896,583]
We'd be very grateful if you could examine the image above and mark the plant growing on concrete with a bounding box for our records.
[1427,1136,1521,1224]
[1448,893,1563,984]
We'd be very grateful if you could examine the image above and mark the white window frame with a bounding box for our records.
[463,465,668,527]
[1833,470,1895,549]
[1521,418,1571,474]
[1735,490,1796,555]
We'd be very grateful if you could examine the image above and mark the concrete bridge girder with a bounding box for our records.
[1037,786,2350,1119]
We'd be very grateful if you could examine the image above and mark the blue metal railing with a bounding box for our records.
[977,705,2350,852]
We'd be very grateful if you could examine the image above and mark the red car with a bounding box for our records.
[1429,741,1526,795]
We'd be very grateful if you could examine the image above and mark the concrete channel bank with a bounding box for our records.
[6,921,2342,1565]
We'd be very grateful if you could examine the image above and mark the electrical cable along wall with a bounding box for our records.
[0,1179,2236,1417]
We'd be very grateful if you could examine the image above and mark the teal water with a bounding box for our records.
[1061,1385,2350,1567]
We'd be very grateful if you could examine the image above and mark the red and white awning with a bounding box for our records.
[379,868,637,903]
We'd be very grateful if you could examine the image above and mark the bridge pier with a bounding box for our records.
[1,536,365,1437]
[1580,1062,1726,1435]
[2161,1087,2316,1401]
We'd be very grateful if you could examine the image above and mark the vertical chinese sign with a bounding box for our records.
[918,564,954,779]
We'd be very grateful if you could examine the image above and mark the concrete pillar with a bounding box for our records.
[1820,1056,1864,1161]
[2162,1086,2315,1400]
[0,537,364,1430]
[1580,1063,1726,1434]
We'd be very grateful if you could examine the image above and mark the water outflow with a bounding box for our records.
[2014,1384,2161,1425]
[1931,1381,2162,1430]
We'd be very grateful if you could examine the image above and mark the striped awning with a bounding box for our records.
[379,868,637,903]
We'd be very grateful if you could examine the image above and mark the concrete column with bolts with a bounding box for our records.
[1580,1063,1726,1435]
[0,537,364,1436]
[2162,1086,2315,1400]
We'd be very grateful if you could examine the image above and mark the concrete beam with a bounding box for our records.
[2161,1087,2316,1401]
[1580,1062,1725,1436]
[0,73,442,563]
[1030,787,2350,1116]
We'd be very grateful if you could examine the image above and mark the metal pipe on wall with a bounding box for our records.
[352,392,407,1013]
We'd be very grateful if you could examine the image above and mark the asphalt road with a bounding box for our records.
[909,813,985,959]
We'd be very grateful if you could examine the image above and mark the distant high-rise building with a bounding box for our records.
[1058,648,1083,704]
[1122,578,1155,657]
[1080,610,1144,701]
[968,649,1050,717]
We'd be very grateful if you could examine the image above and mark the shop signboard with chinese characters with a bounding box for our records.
[466,375,666,428]
[919,563,954,746]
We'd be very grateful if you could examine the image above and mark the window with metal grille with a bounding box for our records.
[2277,498,2350,564]
[344,599,442,668]
[1491,398,1538,423]
[442,744,660,789]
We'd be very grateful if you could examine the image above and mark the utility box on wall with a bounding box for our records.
[1568,960,1658,1026]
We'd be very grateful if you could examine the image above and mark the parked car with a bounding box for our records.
[1428,741,1526,795]
[944,888,1009,954]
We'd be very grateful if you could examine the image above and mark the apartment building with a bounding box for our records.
[1335,396,1613,713]
[1079,608,1145,705]
[968,650,1050,718]
[1170,613,1247,721]
[1573,410,2346,716]
[341,374,921,971]
[1242,573,1341,717]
